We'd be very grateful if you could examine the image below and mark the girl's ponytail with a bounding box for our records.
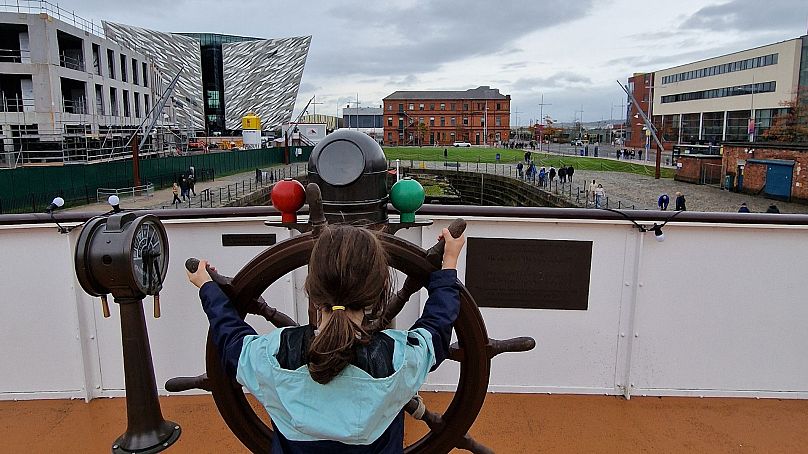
[305,225,391,385]
[307,305,364,384]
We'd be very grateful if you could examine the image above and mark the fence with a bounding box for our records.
[96,183,154,202]
[393,159,637,210]
[0,147,312,213]
[165,164,307,209]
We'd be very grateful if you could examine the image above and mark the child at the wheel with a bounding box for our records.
[187,224,465,453]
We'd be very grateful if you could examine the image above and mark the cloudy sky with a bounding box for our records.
[51,0,807,125]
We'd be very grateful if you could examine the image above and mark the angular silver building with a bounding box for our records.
[103,21,205,130]
[222,37,311,131]
[103,22,311,134]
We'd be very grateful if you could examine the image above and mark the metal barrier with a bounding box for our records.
[96,183,154,202]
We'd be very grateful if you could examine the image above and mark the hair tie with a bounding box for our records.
[331,305,346,311]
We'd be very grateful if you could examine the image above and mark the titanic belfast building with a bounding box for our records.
[103,22,311,134]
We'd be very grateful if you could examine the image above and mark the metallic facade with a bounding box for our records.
[103,22,206,130]
[222,36,311,131]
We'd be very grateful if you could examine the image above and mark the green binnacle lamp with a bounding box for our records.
[390,177,425,223]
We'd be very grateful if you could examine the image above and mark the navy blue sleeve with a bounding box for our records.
[199,281,258,377]
[410,269,460,370]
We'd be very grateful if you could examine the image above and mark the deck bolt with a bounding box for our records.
[634,333,639,337]
[620,332,625,337]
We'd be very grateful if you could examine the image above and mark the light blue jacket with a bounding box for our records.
[236,327,436,445]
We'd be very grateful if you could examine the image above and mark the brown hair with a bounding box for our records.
[304,225,391,384]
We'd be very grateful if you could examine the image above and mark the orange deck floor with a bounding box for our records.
[2,392,808,453]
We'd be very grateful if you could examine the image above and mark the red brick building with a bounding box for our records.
[721,142,808,202]
[626,73,654,149]
[382,86,510,146]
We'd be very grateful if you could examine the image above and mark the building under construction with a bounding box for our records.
[0,2,311,168]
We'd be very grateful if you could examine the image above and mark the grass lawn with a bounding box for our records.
[383,146,674,179]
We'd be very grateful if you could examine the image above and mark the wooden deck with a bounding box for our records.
[2,392,808,453]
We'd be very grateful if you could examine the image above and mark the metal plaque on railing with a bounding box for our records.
[465,237,592,310]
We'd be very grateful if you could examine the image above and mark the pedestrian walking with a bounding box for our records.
[588,179,596,205]
[538,167,546,187]
[549,166,556,184]
[558,166,567,183]
[172,182,181,207]
[675,191,686,211]
[738,202,751,213]
[594,184,605,208]
[658,194,670,211]
[180,176,190,201]
[516,162,524,179]
[567,165,574,182]
[766,204,780,213]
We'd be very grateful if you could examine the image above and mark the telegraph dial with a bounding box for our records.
[74,212,180,454]
[75,212,169,302]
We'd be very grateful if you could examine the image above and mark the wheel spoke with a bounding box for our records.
[368,276,424,331]
[165,373,211,392]
[456,434,495,454]
[487,337,536,359]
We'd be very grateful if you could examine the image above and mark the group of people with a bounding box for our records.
[171,168,196,206]
[617,149,643,160]
[657,192,686,211]
[516,162,575,188]
[738,202,780,213]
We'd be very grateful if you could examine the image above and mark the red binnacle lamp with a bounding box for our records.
[271,178,306,223]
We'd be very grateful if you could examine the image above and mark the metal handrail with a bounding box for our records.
[0,0,106,37]
[3,204,808,227]
[96,183,155,202]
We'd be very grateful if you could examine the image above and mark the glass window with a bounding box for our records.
[440,103,445,110]
[120,54,127,82]
[419,104,424,110]
[450,117,456,126]
[450,103,455,111]
[429,103,435,110]
[725,110,751,141]
[387,117,392,126]
[440,117,445,126]
[701,112,723,143]
[142,62,148,86]
[409,103,414,110]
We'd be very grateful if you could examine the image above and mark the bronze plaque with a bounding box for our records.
[465,237,592,310]
[221,234,276,247]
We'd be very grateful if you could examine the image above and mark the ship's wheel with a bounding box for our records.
[168,185,535,453]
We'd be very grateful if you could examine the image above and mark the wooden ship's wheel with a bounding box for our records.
[167,130,535,453]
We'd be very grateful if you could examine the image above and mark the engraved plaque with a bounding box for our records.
[465,237,592,310]
[221,234,277,247]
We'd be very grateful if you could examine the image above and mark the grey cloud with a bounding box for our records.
[314,0,595,77]
[680,0,807,32]
[511,72,592,92]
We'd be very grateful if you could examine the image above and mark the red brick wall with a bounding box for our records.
[381,97,510,146]
[626,73,653,149]
[674,155,723,184]
[723,145,808,201]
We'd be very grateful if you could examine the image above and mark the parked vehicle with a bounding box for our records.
[188,140,205,150]
[453,141,472,147]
